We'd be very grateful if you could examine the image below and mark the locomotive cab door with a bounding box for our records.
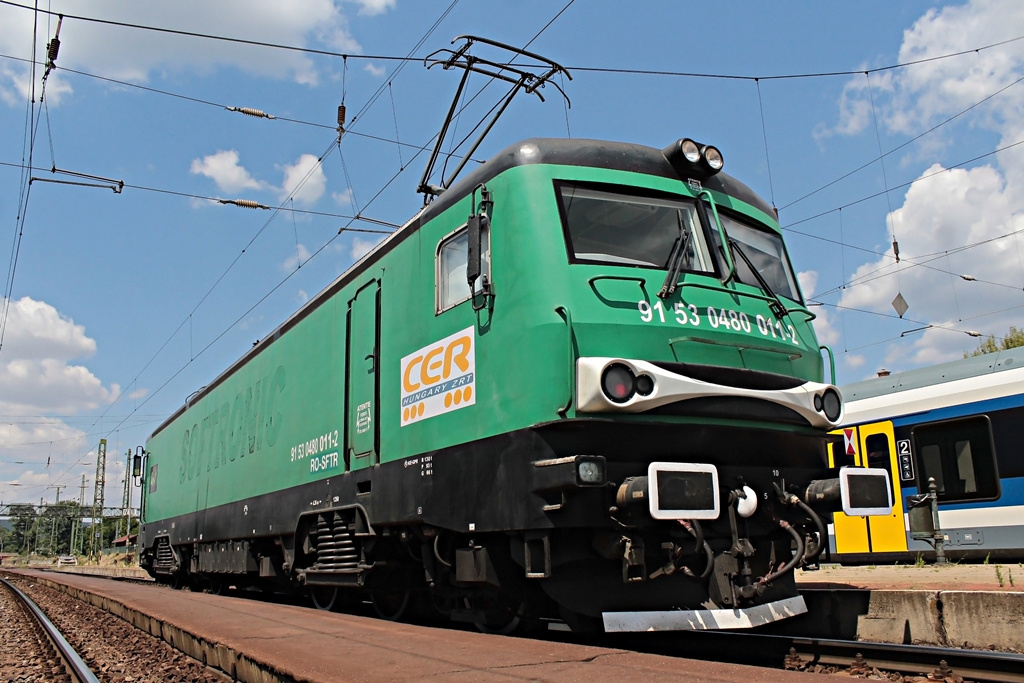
[346,279,380,465]
[830,421,908,554]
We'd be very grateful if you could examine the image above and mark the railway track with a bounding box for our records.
[783,636,1024,683]
[600,630,1024,683]
[1,577,99,682]
[1,571,231,682]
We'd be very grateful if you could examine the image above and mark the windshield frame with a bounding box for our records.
[555,180,718,277]
[711,209,804,305]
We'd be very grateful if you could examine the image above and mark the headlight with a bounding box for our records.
[702,145,723,172]
[602,364,636,403]
[680,138,701,163]
[814,388,842,422]
[601,363,655,403]
[577,459,604,485]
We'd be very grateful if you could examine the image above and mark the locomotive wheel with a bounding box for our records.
[466,595,525,635]
[371,588,410,621]
[310,586,338,611]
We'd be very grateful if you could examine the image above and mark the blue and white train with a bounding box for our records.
[827,348,1024,563]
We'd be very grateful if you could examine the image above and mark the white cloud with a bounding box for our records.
[190,151,328,206]
[350,235,382,260]
[0,0,375,99]
[280,154,327,205]
[824,0,1024,371]
[0,62,74,107]
[1,296,96,361]
[283,243,312,271]
[889,0,1024,137]
[0,297,116,415]
[821,1,1024,143]
[332,188,354,206]
[837,161,1024,363]
[814,73,881,140]
[364,62,387,78]
[348,0,395,16]
[190,150,270,194]
[0,298,116,494]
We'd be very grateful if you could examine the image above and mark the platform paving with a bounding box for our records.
[14,569,815,682]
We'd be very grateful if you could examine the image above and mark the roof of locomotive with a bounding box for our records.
[151,136,777,438]
[421,137,777,223]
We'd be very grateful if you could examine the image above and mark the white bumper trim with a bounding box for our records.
[577,357,841,428]
[601,595,807,632]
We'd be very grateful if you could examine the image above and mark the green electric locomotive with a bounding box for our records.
[137,134,892,632]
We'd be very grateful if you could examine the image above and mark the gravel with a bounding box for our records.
[1,572,230,683]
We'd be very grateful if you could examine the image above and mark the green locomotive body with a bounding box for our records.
[139,137,889,631]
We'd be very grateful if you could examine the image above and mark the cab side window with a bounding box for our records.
[436,227,489,313]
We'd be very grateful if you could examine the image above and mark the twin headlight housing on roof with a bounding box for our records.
[663,138,724,179]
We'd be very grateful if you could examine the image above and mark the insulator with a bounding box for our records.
[46,37,60,63]
[227,106,275,120]
[337,104,346,129]
[220,198,268,210]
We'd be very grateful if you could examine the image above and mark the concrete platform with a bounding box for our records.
[789,564,1024,651]
[48,565,153,580]
[12,570,815,682]
[795,562,1024,592]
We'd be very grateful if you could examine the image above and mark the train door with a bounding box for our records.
[346,280,380,465]
[829,422,908,554]
[858,422,907,552]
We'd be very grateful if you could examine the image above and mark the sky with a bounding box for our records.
[1,0,1023,510]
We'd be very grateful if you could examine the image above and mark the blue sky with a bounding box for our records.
[2,0,1023,508]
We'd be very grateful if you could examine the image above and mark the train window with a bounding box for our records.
[863,433,896,500]
[920,444,945,493]
[956,440,978,493]
[557,183,714,273]
[436,227,489,313]
[715,213,802,302]
[864,434,890,468]
[912,416,1000,503]
[828,434,854,468]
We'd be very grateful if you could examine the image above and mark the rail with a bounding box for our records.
[784,635,1024,683]
[0,577,100,683]
[612,630,1024,683]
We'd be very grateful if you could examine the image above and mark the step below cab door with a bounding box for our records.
[829,421,908,554]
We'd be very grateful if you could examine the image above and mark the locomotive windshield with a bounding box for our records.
[558,182,801,304]
[716,212,802,302]
[558,184,714,272]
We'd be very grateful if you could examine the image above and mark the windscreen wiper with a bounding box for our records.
[657,211,692,299]
[728,238,788,319]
